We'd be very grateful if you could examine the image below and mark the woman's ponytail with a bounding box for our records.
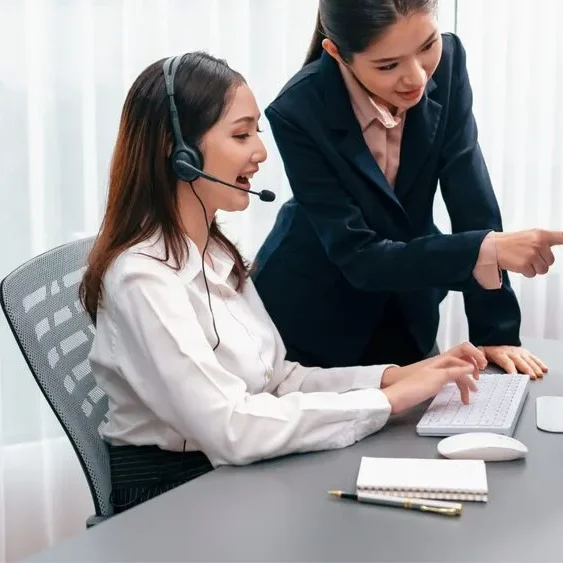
[303,10,325,66]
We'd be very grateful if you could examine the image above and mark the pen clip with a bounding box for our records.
[420,504,462,517]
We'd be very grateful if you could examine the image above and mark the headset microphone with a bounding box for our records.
[177,160,276,202]
[163,55,276,203]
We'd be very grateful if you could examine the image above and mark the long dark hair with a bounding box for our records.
[304,0,438,66]
[80,52,248,322]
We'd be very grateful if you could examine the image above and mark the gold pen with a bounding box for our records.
[328,490,462,517]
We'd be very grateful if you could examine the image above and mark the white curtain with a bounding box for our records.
[435,0,563,348]
[0,1,560,560]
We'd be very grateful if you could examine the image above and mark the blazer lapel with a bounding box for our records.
[320,52,404,210]
[338,129,403,208]
[395,79,442,200]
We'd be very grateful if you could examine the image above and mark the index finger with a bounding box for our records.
[456,380,470,405]
[546,231,563,246]
[456,374,477,405]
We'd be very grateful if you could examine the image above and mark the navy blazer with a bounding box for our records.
[252,33,521,368]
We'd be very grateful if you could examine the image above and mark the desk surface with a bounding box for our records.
[26,337,563,562]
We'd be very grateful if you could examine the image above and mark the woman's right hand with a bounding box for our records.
[495,229,563,278]
[381,358,478,414]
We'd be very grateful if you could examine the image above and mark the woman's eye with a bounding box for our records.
[234,126,263,139]
[422,39,437,52]
[377,62,398,72]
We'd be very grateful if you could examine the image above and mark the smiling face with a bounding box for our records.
[324,11,442,111]
[193,83,267,213]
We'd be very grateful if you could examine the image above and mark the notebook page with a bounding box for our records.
[356,457,488,494]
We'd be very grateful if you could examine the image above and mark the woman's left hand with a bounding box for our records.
[479,345,548,380]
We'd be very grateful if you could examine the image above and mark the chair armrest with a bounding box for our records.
[86,514,111,528]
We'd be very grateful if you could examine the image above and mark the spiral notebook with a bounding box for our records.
[356,457,488,502]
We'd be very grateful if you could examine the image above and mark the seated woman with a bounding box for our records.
[80,51,485,514]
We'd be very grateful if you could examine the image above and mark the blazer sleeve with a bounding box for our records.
[438,33,521,346]
[265,104,490,294]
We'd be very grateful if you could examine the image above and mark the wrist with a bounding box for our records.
[381,382,411,415]
[380,365,402,388]
[493,233,509,269]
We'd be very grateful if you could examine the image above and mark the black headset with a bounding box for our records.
[162,55,204,183]
[162,54,221,352]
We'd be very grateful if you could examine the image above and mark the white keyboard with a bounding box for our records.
[416,373,530,437]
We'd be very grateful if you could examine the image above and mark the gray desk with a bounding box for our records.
[26,338,563,562]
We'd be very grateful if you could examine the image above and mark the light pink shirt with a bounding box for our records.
[338,63,501,290]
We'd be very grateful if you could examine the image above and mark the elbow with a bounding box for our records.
[218,422,263,466]
[346,272,386,292]
[337,255,385,292]
[211,440,274,467]
[335,242,408,293]
[338,257,400,293]
[201,415,267,468]
[203,436,256,467]
[212,449,255,467]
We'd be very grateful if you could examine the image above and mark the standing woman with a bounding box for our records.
[253,0,562,376]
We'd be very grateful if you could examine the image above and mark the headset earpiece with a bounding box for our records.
[163,55,205,183]
[171,142,204,182]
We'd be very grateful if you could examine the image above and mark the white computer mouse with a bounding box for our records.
[437,432,528,462]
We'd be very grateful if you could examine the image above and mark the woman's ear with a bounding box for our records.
[322,38,343,64]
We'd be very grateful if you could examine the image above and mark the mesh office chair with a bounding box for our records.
[0,237,113,527]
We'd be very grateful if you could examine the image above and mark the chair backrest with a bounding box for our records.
[0,237,113,517]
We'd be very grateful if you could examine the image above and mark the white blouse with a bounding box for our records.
[89,234,393,468]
